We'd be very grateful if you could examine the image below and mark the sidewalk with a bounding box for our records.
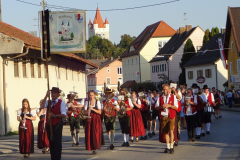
[0,119,121,154]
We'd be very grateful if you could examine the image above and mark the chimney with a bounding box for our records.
[179,27,185,34]
[177,29,179,34]
[185,25,192,32]
[111,56,113,60]
[221,27,226,34]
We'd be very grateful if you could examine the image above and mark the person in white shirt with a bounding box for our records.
[181,88,197,142]
[155,84,178,154]
[202,85,215,135]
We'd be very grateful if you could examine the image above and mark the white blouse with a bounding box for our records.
[17,109,36,117]
[36,108,46,116]
[84,100,101,110]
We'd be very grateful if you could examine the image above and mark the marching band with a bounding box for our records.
[16,83,220,159]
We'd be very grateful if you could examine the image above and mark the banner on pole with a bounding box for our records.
[47,11,86,53]
[218,38,228,69]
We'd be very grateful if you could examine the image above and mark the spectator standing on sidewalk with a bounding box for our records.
[226,90,233,108]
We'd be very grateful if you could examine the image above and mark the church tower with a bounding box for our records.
[88,7,109,40]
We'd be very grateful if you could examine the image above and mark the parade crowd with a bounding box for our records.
[17,83,225,159]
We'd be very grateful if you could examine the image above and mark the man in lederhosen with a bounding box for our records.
[41,87,66,160]
[103,88,119,150]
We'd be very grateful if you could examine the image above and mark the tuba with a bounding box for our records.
[104,90,117,117]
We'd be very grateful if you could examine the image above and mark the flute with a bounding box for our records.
[87,101,92,123]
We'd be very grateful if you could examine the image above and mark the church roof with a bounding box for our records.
[89,7,106,29]
[88,19,92,26]
[105,18,109,24]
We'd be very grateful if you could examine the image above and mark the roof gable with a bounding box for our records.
[121,21,175,58]
[0,21,41,49]
[93,8,106,28]
[184,33,224,67]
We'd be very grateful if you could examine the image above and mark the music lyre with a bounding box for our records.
[87,101,92,122]
[20,109,27,130]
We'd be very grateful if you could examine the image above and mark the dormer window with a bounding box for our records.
[129,46,135,52]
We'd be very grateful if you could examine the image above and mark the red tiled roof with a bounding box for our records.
[152,21,176,37]
[88,19,92,26]
[93,8,106,28]
[104,18,109,24]
[0,21,41,49]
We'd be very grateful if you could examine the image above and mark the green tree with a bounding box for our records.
[70,32,74,39]
[214,27,220,34]
[210,27,216,38]
[118,34,135,49]
[179,38,196,84]
[131,80,156,92]
[203,29,210,45]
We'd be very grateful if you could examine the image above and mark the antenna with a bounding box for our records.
[183,12,187,25]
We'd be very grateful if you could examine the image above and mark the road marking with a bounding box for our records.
[87,157,98,160]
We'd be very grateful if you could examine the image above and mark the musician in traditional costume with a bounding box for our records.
[151,89,159,135]
[40,87,66,160]
[181,88,197,142]
[117,88,133,147]
[212,87,221,119]
[66,92,83,147]
[192,84,205,139]
[103,88,119,150]
[138,88,150,140]
[202,85,216,135]
[155,84,178,154]
[84,90,102,155]
[80,94,88,132]
[36,99,49,154]
[17,98,36,158]
[129,91,145,142]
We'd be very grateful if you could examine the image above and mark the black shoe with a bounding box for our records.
[92,150,97,155]
[24,154,29,158]
[76,142,79,146]
[164,148,170,153]
[144,135,147,140]
[110,144,114,150]
[148,133,152,137]
[174,141,178,146]
[121,142,126,146]
[135,139,139,142]
[206,131,210,135]
[126,142,130,147]
[107,145,111,150]
[129,139,134,142]
[152,132,155,136]
[42,150,45,154]
[219,116,222,118]
[191,138,195,142]
[201,133,205,137]
[72,143,77,147]
[196,135,201,139]
[170,148,174,154]
[140,136,144,140]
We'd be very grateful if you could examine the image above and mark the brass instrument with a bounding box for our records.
[104,90,117,117]
[20,109,28,130]
[184,96,191,108]
[138,91,146,101]
[118,95,127,118]
[75,98,87,120]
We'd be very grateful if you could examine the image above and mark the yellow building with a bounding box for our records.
[224,7,240,89]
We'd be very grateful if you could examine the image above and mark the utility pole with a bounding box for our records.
[0,0,2,21]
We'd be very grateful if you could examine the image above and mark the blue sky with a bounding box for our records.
[1,0,240,44]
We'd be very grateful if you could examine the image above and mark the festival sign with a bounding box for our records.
[196,77,206,84]
[49,11,86,53]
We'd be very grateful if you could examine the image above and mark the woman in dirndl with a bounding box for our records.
[17,98,36,158]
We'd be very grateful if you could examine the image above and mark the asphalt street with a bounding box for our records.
[0,110,240,160]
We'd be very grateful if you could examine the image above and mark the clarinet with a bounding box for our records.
[164,91,169,112]
[20,109,28,130]
[87,100,92,123]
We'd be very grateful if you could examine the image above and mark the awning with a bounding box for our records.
[223,80,228,86]
[120,80,136,88]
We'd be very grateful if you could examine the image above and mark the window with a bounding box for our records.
[164,64,166,71]
[231,41,233,51]
[188,71,193,79]
[30,58,34,78]
[38,59,41,78]
[92,78,95,85]
[22,57,27,78]
[66,66,68,80]
[152,66,156,73]
[162,64,164,71]
[160,65,162,72]
[132,73,134,80]
[205,69,212,78]
[197,70,203,77]
[107,67,110,73]
[106,77,111,85]
[14,59,19,77]
[136,58,138,65]
[117,67,122,75]
[90,78,92,85]
[156,65,159,73]
[237,60,240,73]
[230,62,233,75]
[132,59,133,65]
[44,63,47,78]
[158,41,167,51]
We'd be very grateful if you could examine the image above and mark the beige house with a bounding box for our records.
[0,21,98,135]
[87,58,122,92]
[121,21,176,86]
[149,25,204,85]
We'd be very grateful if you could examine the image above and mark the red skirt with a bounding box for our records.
[130,109,145,137]
[159,117,178,143]
[85,112,102,151]
[37,120,49,149]
[19,120,34,154]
